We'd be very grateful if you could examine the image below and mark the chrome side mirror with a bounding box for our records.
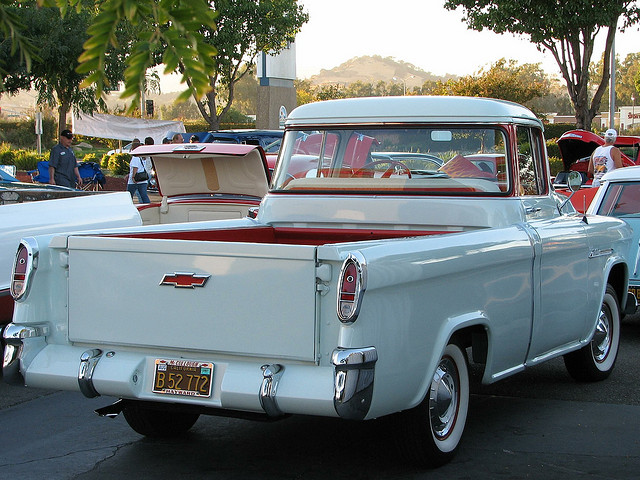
[558,171,583,214]
[567,171,582,192]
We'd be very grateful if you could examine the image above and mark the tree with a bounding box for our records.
[427,59,550,109]
[591,52,640,110]
[185,0,307,130]
[0,3,130,129]
[444,1,640,129]
[0,0,218,111]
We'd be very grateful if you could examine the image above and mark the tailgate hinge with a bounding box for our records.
[316,263,331,295]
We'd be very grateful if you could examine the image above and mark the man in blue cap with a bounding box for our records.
[49,129,82,188]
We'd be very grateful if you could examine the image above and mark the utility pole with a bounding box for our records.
[608,32,616,130]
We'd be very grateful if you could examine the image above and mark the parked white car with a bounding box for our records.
[587,165,640,309]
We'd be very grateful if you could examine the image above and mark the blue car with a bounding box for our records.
[0,166,82,205]
[166,130,283,153]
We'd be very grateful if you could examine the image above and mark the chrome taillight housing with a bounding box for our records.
[10,238,39,301]
[337,252,366,323]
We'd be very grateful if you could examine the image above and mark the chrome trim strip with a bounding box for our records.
[259,364,284,417]
[331,346,378,420]
[78,349,103,398]
[588,248,614,258]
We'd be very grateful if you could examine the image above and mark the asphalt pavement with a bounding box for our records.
[1,318,639,479]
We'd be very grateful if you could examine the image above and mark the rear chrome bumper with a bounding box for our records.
[2,323,49,385]
[331,346,378,420]
[3,327,378,421]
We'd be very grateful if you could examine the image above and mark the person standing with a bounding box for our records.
[49,129,82,188]
[127,138,150,204]
[588,129,623,186]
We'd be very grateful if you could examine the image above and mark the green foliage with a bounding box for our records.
[0,143,46,170]
[548,157,563,177]
[295,60,551,108]
[546,138,561,161]
[186,0,308,129]
[0,117,57,149]
[443,1,640,129]
[427,59,550,108]
[0,143,16,164]
[51,0,218,112]
[0,5,129,129]
[81,152,99,163]
[544,124,576,140]
[107,153,130,176]
[100,153,110,169]
[13,149,45,170]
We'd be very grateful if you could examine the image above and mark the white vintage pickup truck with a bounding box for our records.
[4,96,634,468]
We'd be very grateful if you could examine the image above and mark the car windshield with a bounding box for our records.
[271,126,510,195]
[596,182,640,217]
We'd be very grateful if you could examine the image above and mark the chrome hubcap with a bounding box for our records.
[429,356,459,439]
[592,305,612,363]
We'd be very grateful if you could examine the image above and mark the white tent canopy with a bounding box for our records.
[72,113,186,145]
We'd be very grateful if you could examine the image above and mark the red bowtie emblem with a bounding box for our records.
[160,273,210,288]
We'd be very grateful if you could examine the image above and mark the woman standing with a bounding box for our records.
[127,138,150,203]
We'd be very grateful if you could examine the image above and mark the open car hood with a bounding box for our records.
[558,129,638,170]
[557,130,603,170]
[133,143,270,198]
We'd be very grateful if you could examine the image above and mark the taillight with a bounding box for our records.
[337,253,366,323]
[10,238,38,301]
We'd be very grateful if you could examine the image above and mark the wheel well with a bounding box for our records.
[607,262,628,306]
[450,325,488,365]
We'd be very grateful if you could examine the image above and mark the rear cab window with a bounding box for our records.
[271,126,512,195]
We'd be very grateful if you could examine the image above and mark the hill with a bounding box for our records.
[307,55,456,88]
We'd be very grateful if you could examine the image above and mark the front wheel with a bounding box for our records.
[564,284,620,382]
[122,402,199,437]
[395,342,469,468]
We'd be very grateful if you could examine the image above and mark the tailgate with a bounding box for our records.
[67,236,318,361]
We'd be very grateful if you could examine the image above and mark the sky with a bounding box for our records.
[294,0,640,79]
[161,1,640,92]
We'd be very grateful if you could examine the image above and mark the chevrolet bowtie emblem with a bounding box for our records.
[160,272,210,288]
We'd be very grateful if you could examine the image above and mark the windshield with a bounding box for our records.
[271,127,510,195]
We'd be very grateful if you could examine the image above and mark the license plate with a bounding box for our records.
[630,286,640,302]
[153,359,213,397]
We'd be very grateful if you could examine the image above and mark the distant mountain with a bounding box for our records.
[307,55,456,88]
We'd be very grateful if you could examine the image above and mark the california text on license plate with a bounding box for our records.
[153,359,213,397]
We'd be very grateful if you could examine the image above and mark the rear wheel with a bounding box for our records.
[396,342,469,468]
[122,402,199,437]
[564,284,620,382]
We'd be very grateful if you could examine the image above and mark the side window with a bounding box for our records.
[516,127,546,195]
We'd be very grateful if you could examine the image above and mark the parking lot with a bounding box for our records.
[2,318,639,479]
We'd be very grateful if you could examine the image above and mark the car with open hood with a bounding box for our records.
[556,129,640,184]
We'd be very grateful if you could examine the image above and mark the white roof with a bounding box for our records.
[286,96,542,127]
[601,165,640,183]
